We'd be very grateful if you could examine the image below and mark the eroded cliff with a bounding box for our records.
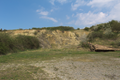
[6,29,89,48]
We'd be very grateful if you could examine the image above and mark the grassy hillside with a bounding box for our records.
[81,20,120,48]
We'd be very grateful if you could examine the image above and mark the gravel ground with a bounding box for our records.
[1,54,120,80]
[28,54,120,80]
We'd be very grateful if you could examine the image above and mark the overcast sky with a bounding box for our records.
[0,0,120,30]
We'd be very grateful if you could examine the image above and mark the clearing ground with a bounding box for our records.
[0,48,120,80]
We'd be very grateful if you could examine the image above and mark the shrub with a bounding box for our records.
[77,28,80,30]
[93,25,99,31]
[87,30,117,41]
[90,26,94,30]
[84,27,89,31]
[32,27,41,30]
[0,33,14,55]
[32,27,37,29]
[0,33,40,55]
[0,43,8,55]
[104,28,112,35]
[34,31,38,35]
[0,28,2,31]
[103,28,117,39]
[109,20,120,33]
[3,29,7,31]
[87,31,103,42]
[15,35,39,50]
[110,41,120,48]
[104,32,117,40]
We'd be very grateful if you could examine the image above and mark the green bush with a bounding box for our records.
[32,27,39,30]
[84,27,89,31]
[103,28,117,39]
[104,32,117,40]
[110,41,120,48]
[109,20,120,33]
[34,31,38,35]
[0,33,40,55]
[87,31,103,41]
[0,28,2,31]
[15,35,39,50]
[0,33,14,55]
[77,28,80,30]
[3,29,7,31]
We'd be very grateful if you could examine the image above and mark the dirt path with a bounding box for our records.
[0,54,120,80]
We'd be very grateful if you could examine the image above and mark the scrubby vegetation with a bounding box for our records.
[84,27,90,31]
[82,20,120,48]
[0,33,40,55]
[87,20,120,42]
[32,26,75,31]
[110,41,120,48]
[33,31,38,35]
[90,20,120,32]
[87,31,103,42]
[77,28,80,30]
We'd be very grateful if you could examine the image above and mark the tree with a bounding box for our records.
[77,28,80,30]
[84,27,89,31]
[0,28,2,31]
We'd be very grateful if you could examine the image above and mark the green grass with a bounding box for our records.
[0,49,91,63]
[0,48,120,80]
[0,48,119,63]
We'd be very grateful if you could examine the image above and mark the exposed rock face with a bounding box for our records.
[36,30,89,48]
[6,29,89,48]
